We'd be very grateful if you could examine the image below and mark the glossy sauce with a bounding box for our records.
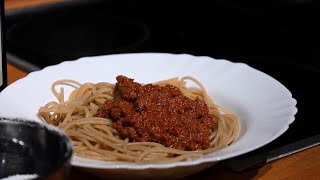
[96,76,215,151]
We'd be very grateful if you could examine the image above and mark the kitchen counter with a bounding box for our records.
[5,0,320,179]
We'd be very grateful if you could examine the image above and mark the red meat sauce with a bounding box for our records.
[95,75,216,151]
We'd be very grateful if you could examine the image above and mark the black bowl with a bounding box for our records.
[0,118,73,179]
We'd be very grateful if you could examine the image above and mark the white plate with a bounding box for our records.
[0,53,297,179]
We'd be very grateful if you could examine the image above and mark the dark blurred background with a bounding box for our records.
[5,0,319,171]
[5,0,318,69]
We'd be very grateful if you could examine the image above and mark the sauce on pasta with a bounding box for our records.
[96,75,216,151]
[38,75,239,164]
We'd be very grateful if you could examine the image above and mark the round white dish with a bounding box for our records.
[0,53,297,179]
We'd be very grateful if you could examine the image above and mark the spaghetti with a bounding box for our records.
[38,76,239,164]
